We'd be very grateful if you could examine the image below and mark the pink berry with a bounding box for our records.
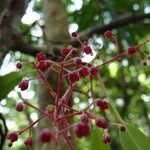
[127,46,137,55]
[83,46,92,54]
[96,99,109,111]
[68,71,80,84]
[24,138,33,147]
[119,125,126,132]
[71,32,77,38]
[103,134,112,144]
[61,48,69,57]
[15,102,24,112]
[90,67,98,76]
[7,132,18,142]
[19,80,29,91]
[81,114,89,123]
[39,128,52,143]
[16,62,22,69]
[79,67,90,78]
[104,30,112,39]
[95,118,109,129]
[75,122,90,138]
[36,52,46,61]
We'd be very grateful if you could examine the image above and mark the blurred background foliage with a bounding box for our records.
[0,0,150,150]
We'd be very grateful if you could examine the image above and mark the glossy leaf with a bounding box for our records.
[90,128,110,150]
[120,123,150,150]
[0,72,23,100]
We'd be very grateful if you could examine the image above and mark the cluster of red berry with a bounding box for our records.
[7,30,149,149]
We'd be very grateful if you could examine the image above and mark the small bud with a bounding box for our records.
[71,32,77,38]
[68,71,80,84]
[95,118,109,129]
[61,48,69,57]
[7,132,18,142]
[90,67,99,76]
[103,134,112,144]
[79,67,90,78]
[96,99,109,111]
[19,80,29,91]
[39,128,52,143]
[81,114,89,123]
[71,48,78,55]
[45,60,53,68]
[16,62,22,69]
[142,61,147,66]
[8,142,13,148]
[46,105,54,113]
[104,30,112,39]
[83,46,92,54]
[24,138,33,147]
[127,46,137,55]
[36,52,46,61]
[75,58,82,66]
[119,125,126,132]
[75,122,90,138]
[36,60,46,72]
[15,102,24,112]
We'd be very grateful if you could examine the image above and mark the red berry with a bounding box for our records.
[90,67,98,76]
[61,48,69,57]
[71,48,78,55]
[81,114,89,123]
[36,60,52,72]
[15,102,24,112]
[119,125,126,132]
[7,132,18,142]
[95,118,109,129]
[16,62,22,69]
[79,67,90,78]
[68,71,80,84]
[71,32,77,38]
[83,46,92,54]
[127,46,137,55]
[96,99,109,111]
[75,122,90,138]
[36,61,46,72]
[103,134,112,144]
[24,138,33,147]
[19,80,29,91]
[75,58,82,66]
[45,60,53,68]
[39,128,52,143]
[36,52,46,61]
[104,30,112,39]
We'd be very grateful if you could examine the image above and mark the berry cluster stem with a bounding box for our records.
[32,62,56,97]
[19,115,45,135]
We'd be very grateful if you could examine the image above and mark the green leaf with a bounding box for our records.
[0,72,23,100]
[120,123,150,150]
[90,128,109,150]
